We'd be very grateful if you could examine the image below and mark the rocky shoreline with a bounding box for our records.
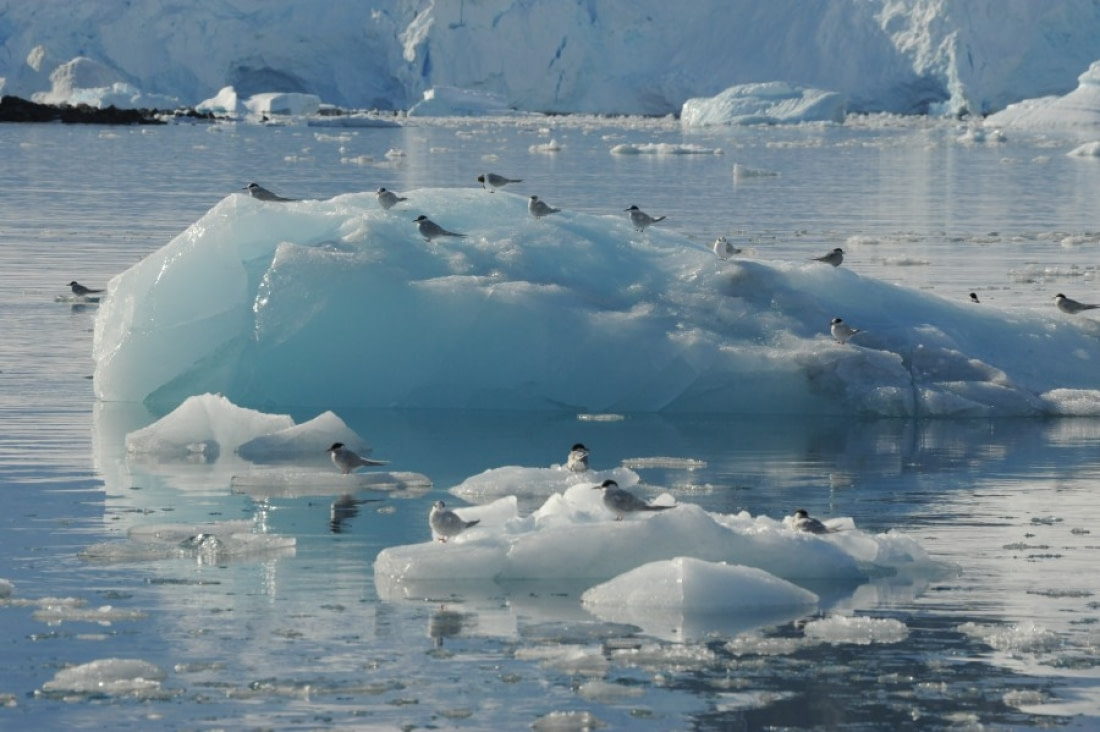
[0,96,213,124]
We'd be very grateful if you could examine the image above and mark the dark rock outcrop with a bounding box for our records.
[0,96,165,124]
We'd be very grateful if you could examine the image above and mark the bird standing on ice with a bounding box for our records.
[790,508,833,534]
[830,317,862,344]
[243,182,293,201]
[565,443,590,472]
[326,442,387,474]
[594,479,674,520]
[1054,293,1100,314]
[430,500,480,542]
[69,281,104,297]
[478,173,522,192]
[414,215,466,243]
[624,205,666,232]
[812,248,844,267]
[528,195,561,219]
[712,236,740,260]
[376,187,407,210]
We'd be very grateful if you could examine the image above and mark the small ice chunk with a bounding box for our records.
[582,557,819,612]
[450,464,640,504]
[236,410,371,463]
[802,615,909,645]
[125,393,293,458]
[40,658,166,695]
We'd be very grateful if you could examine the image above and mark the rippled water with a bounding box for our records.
[1,117,1099,729]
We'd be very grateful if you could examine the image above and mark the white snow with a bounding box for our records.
[93,188,1100,417]
[4,1,1100,118]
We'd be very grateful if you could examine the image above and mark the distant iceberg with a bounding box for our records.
[986,60,1100,128]
[407,86,520,117]
[681,82,846,126]
[196,86,322,118]
[93,187,1100,417]
[31,56,180,110]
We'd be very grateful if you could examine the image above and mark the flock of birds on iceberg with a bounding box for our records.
[64,171,1100,554]
[64,173,1100,351]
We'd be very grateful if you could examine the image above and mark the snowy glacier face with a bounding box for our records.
[92,188,1100,417]
[4,0,1100,116]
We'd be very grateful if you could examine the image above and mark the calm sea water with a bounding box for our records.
[1,117,1100,729]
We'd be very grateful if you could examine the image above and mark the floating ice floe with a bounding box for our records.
[33,603,147,626]
[609,142,722,155]
[528,138,562,153]
[449,463,641,507]
[956,124,1007,144]
[681,82,846,126]
[80,519,295,565]
[733,163,780,181]
[245,91,321,117]
[375,483,943,628]
[581,557,819,641]
[802,614,909,644]
[124,393,373,465]
[39,658,167,698]
[196,86,321,118]
[407,86,521,117]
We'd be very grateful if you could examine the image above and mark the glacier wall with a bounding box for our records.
[2,0,1100,116]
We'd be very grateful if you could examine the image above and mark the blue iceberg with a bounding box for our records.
[93,187,1100,417]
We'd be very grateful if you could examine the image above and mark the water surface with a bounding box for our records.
[1,118,1099,729]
